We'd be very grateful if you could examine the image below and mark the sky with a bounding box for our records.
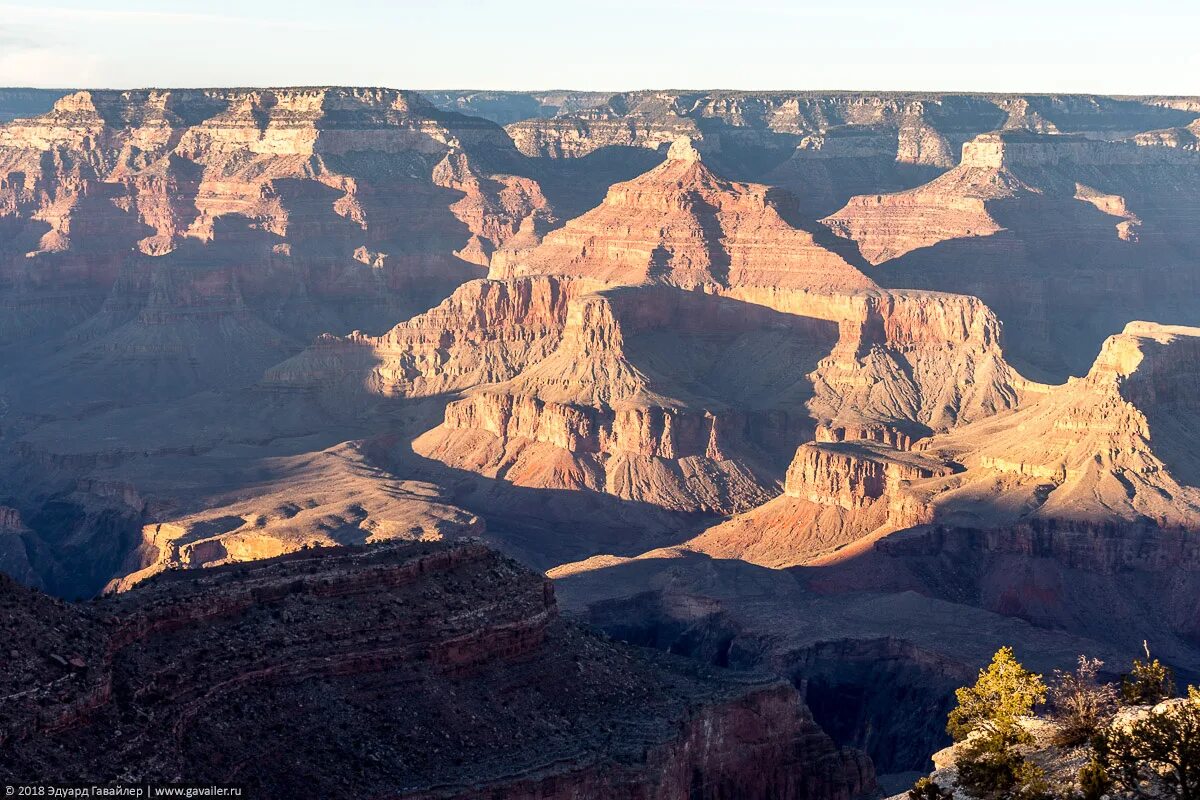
[0,0,1196,94]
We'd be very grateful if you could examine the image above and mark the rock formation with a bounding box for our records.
[823,130,1200,378]
[911,322,1200,529]
[5,85,1200,792]
[0,540,874,800]
[683,441,954,567]
[263,274,587,400]
[495,136,876,294]
[425,91,1197,222]
[0,87,552,378]
[452,91,1194,165]
[412,286,839,514]
[403,144,1029,516]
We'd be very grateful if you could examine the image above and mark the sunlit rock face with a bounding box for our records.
[823,130,1200,379]
[0,87,550,359]
[493,136,876,293]
[5,85,1200,796]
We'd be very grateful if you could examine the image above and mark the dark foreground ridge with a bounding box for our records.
[0,540,872,799]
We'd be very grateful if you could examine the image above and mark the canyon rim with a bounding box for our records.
[1,4,1200,797]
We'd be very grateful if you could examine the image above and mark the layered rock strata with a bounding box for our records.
[405,141,1029,514]
[682,442,954,567]
[412,286,839,513]
[0,87,554,399]
[911,321,1200,529]
[0,541,874,800]
[823,130,1200,378]
[495,137,875,293]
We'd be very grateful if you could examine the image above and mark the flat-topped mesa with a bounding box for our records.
[0,87,549,356]
[785,441,954,510]
[2,541,874,799]
[915,321,1200,529]
[676,440,953,568]
[495,140,875,294]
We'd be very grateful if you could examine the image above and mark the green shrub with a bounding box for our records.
[955,729,1032,796]
[1122,643,1175,706]
[1097,686,1200,800]
[908,776,953,800]
[949,646,1047,741]
[1012,761,1055,800]
[1077,757,1111,800]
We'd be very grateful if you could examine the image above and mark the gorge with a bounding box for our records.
[2,86,1199,796]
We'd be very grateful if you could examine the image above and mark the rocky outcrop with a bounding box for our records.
[496,136,875,293]
[0,541,874,800]
[822,130,1200,379]
[0,87,550,379]
[680,441,952,568]
[263,275,586,398]
[784,443,950,510]
[906,698,1199,800]
[911,322,1200,530]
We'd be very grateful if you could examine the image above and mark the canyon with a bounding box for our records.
[0,540,872,798]
[2,87,1200,795]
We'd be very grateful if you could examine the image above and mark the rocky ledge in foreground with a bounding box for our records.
[0,540,873,799]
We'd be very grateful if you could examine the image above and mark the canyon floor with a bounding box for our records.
[2,87,1200,795]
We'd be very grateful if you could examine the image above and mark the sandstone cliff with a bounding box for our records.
[822,130,1200,378]
[0,88,556,407]
[496,137,876,293]
[912,321,1200,529]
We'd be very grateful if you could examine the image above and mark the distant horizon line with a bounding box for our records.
[2,85,1199,100]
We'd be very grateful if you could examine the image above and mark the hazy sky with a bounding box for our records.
[0,0,1196,94]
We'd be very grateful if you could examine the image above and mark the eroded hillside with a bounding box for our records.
[3,86,1200,793]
